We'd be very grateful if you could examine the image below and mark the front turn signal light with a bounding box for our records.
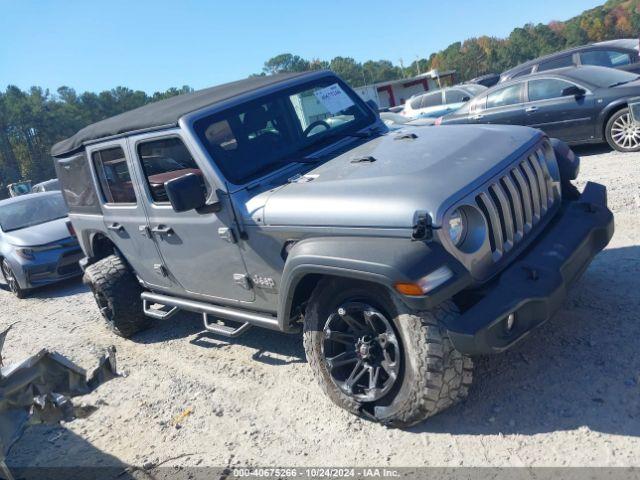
[394,282,424,296]
[394,266,454,296]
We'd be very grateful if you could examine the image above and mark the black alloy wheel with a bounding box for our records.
[322,301,401,402]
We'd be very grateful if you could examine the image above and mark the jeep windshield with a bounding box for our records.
[0,193,68,232]
[193,78,377,184]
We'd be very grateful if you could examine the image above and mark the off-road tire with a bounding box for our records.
[605,107,640,152]
[303,278,473,427]
[83,254,150,338]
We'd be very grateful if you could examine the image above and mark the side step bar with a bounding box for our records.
[202,313,252,337]
[140,292,280,332]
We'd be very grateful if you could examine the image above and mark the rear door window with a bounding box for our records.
[92,147,136,204]
[444,89,469,104]
[421,92,443,108]
[136,137,201,203]
[486,83,524,109]
[527,79,575,101]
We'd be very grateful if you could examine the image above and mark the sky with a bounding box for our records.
[1,0,605,94]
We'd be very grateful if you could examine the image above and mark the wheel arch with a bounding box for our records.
[277,236,470,332]
[599,100,629,139]
[89,232,117,261]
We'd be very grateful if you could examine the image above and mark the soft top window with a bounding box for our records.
[193,78,375,185]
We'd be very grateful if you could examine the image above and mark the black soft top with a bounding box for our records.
[51,71,316,157]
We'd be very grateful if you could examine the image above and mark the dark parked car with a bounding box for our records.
[0,191,82,298]
[466,73,500,88]
[499,38,640,83]
[439,65,640,152]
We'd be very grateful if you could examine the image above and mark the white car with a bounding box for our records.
[401,84,487,120]
[380,112,437,129]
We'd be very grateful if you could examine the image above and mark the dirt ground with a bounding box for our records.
[2,144,639,471]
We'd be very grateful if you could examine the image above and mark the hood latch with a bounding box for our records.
[394,132,418,140]
[350,155,377,163]
[412,212,438,241]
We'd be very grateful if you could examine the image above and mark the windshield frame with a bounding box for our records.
[0,193,69,233]
[183,73,378,191]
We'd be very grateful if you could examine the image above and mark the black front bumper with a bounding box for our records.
[444,181,614,355]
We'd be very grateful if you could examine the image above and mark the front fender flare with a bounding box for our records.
[277,236,471,331]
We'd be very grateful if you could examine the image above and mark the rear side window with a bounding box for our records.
[92,147,136,204]
[486,84,523,109]
[54,152,101,214]
[137,137,201,203]
[537,55,574,72]
[581,49,632,68]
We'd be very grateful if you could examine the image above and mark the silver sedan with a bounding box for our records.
[0,191,83,298]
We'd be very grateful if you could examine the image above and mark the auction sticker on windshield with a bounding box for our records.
[314,83,354,114]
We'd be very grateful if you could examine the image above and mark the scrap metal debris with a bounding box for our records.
[0,324,119,476]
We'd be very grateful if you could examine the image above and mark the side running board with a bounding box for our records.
[140,291,280,336]
[202,313,252,338]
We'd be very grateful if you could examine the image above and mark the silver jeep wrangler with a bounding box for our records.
[52,71,614,426]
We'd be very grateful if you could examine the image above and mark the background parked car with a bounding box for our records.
[7,181,32,197]
[439,65,640,152]
[0,191,82,298]
[31,178,60,193]
[402,84,487,119]
[466,73,501,88]
[499,38,640,83]
[380,111,437,129]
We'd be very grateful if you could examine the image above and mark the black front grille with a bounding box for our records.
[475,143,559,262]
[57,262,81,276]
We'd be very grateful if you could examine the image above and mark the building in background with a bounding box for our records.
[354,69,456,109]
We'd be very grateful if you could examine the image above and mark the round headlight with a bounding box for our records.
[448,209,466,247]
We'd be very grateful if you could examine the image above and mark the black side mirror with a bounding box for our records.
[561,85,586,98]
[462,96,471,102]
[165,173,207,213]
[366,99,380,113]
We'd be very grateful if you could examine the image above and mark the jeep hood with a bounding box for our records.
[257,124,543,228]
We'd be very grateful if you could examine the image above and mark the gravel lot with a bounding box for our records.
[2,145,639,471]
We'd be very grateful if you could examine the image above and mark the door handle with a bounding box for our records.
[525,106,538,113]
[107,222,124,232]
[151,225,174,236]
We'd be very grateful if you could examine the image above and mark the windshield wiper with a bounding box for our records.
[609,76,640,88]
[324,126,381,142]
